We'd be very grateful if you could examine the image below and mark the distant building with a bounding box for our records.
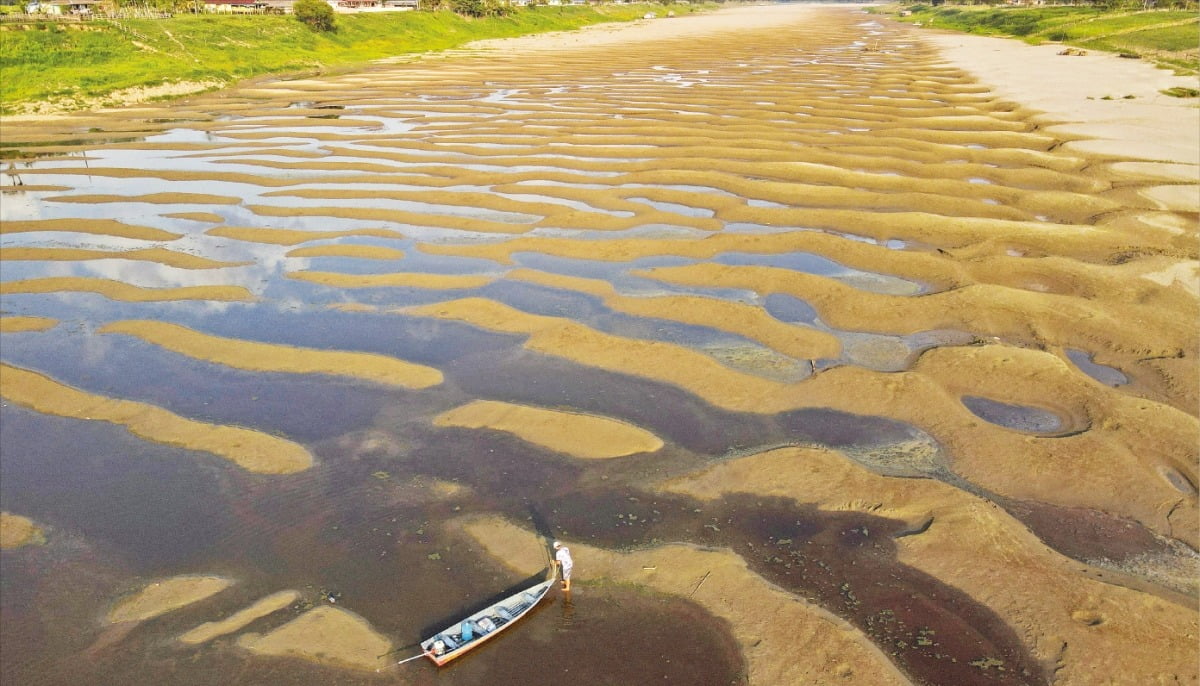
[330,0,417,11]
[204,0,259,12]
[42,0,98,13]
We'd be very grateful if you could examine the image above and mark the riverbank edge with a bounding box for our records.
[0,3,713,117]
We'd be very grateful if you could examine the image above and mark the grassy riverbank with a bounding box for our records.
[873,5,1198,75]
[0,4,707,113]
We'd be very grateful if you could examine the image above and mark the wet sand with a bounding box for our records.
[1,4,1196,686]
[0,512,46,549]
[434,399,664,458]
[98,320,444,389]
[178,590,301,644]
[106,575,233,625]
[0,364,314,474]
[236,606,393,671]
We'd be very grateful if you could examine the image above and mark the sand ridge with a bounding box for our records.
[0,512,47,548]
[1,246,251,270]
[0,316,59,333]
[434,399,664,459]
[178,590,301,645]
[236,606,393,671]
[107,575,233,625]
[0,363,314,474]
[98,319,444,389]
[0,277,255,303]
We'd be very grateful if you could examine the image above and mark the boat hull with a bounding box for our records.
[421,576,555,666]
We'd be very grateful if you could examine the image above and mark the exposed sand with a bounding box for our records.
[507,268,844,359]
[459,516,911,686]
[0,364,314,474]
[1,247,250,270]
[1,218,181,242]
[434,399,664,459]
[287,270,493,290]
[664,446,1199,685]
[407,297,1197,549]
[162,212,225,223]
[178,590,301,645]
[236,606,392,671]
[99,320,444,389]
[206,226,406,246]
[0,316,59,333]
[45,192,242,206]
[921,30,1200,170]
[285,244,406,260]
[0,512,46,549]
[107,575,233,625]
[0,277,254,303]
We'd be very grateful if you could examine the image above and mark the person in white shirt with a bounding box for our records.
[553,541,573,592]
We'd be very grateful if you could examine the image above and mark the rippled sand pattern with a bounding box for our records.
[1,5,1196,685]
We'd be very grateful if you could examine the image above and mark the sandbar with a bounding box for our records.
[1,247,251,270]
[0,316,58,333]
[162,212,225,223]
[0,218,181,242]
[0,512,46,548]
[0,277,254,303]
[107,575,233,625]
[206,226,405,246]
[285,245,406,260]
[45,192,241,205]
[287,270,491,290]
[0,363,313,474]
[236,606,392,671]
[507,268,843,360]
[178,590,301,644]
[434,399,663,459]
[99,319,443,389]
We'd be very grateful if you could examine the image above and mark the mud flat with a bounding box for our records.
[0,4,1196,686]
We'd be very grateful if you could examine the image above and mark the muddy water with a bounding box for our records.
[2,6,1197,686]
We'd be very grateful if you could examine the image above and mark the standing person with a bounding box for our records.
[553,541,573,592]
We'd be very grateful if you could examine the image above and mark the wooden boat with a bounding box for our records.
[420,571,555,666]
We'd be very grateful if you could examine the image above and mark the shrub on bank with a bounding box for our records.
[294,0,336,31]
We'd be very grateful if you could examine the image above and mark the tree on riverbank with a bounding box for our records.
[294,0,335,31]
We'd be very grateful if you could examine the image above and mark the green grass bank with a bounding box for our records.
[0,4,709,113]
[872,4,1198,76]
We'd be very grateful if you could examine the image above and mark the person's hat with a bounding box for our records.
[553,541,562,549]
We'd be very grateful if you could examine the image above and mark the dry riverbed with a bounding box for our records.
[0,4,1196,685]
